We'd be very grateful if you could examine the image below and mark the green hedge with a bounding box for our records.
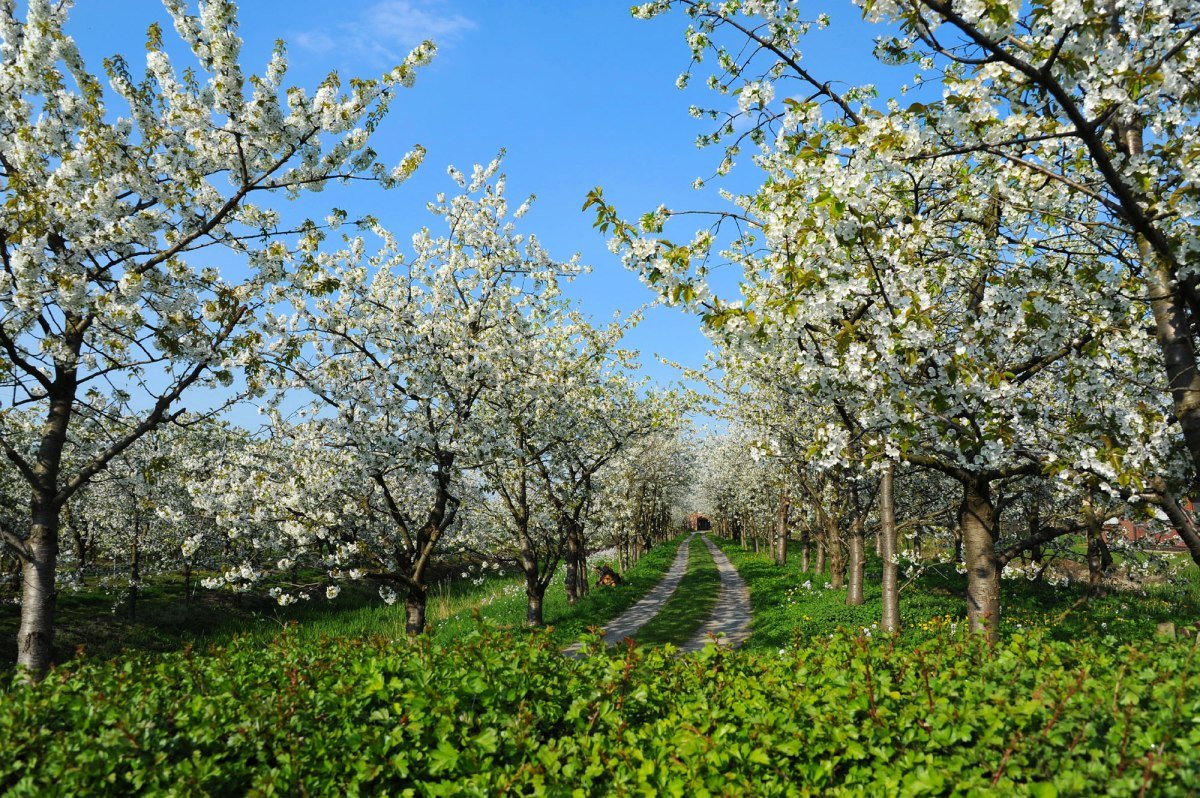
[2,625,1198,795]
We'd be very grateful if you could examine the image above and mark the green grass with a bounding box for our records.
[713,537,959,650]
[433,535,689,645]
[0,536,689,673]
[712,536,1200,651]
[634,534,720,646]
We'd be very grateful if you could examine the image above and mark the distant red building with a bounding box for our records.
[687,513,711,532]
[1107,501,1192,550]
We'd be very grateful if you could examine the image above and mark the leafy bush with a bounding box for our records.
[3,623,1199,795]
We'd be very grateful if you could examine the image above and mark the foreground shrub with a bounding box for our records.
[1,624,1197,795]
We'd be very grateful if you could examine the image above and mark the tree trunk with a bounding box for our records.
[846,514,864,605]
[800,528,811,572]
[960,478,1000,642]
[564,523,584,605]
[815,539,826,576]
[880,462,900,633]
[774,490,790,566]
[404,585,427,635]
[183,561,193,609]
[67,507,87,586]
[1083,494,1112,595]
[1116,119,1200,492]
[17,379,76,681]
[526,582,546,627]
[17,498,60,678]
[829,540,846,588]
[827,517,846,588]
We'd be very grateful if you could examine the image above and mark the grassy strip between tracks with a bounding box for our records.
[634,535,720,647]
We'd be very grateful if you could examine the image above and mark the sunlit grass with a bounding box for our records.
[2,535,692,673]
[433,535,689,645]
[712,536,1200,651]
[634,535,719,646]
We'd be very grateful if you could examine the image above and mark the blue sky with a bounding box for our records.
[62,0,894,397]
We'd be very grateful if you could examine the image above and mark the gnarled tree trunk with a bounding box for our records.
[405,585,427,635]
[525,582,546,627]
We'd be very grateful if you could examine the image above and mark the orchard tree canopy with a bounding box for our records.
[2,0,1199,710]
[0,0,431,676]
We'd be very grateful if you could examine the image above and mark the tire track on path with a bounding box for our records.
[679,534,752,653]
[562,534,693,656]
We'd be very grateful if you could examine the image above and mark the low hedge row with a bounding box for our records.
[2,623,1198,795]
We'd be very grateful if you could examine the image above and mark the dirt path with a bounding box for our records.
[679,535,752,653]
[562,534,693,655]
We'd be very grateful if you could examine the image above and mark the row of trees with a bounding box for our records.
[598,0,1200,638]
[0,1,692,679]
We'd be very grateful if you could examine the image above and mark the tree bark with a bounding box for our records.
[1151,480,1200,568]
[128,531,140,620]
[17,380,77,679]
[879,462,900,633]
[1082,494,1112,595]
[17,498,60,678]
[525,582,546,627]
[829,537,846,589]
[404,585,427,635]
[815,538,826,576]
[66,505,87,585]
[826,513,846,588]
[183,561,192,609]
[960,478,1000,643]
[846,513,865,605]
[1117,120,1200,492]
[564,522,584,605]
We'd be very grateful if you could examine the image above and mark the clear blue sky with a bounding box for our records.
[62,0,894,394]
